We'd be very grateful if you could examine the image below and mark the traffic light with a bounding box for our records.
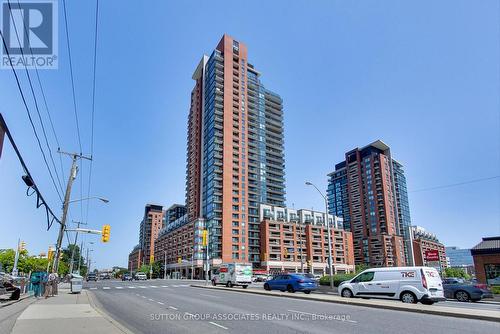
[202,230,208,247]
[19,241,26,252]
[150,254,154,263]
[177,257,182,264]
[101,224,111,242]
[47,247,54,261]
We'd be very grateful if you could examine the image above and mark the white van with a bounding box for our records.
[338,266,445,304]
[212,263,252,288]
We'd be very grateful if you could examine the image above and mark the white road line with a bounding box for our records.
[172,285,179,287]
[128,286,135,289]
[150,285,158,288]
[135,294,140,296]
[157,302,164,305]
[180,284,189,287]
[142,296,146,299]
[168,306,178,310]
[199,293,221,299]
[139,286,147,288]
[116,287,123,289]
[161,286,169,288]
[287,309,357,323]
[209,322,228,330]
[90,287,97,290]
[148,299,154,302]
[103,287,110,290]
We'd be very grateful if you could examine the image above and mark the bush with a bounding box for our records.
[491,286,500,295]
[319,273,356,287]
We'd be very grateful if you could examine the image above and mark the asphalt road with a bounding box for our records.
[85,279,500,334]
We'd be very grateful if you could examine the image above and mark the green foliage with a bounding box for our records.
[138,265,150,274]
[355,264,370,274]
[0,249,16,273]
[319,273,356,287]
[443,267,470,280]
[491,286,500,295]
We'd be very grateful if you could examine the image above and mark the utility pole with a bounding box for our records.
[77,240,84,274]
[12,238,20,276]
[69,221,87,274]
[52,151,91,274]
[163,250,167,280]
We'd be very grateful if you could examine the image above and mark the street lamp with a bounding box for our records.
[67,196,109,204]
[306,181,334,289]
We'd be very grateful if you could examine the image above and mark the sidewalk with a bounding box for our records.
[10,285,128,334]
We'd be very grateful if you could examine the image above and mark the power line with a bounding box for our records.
[62,0,83,155]
[6,0,65,200]
[0,28,63,203]
[410,175,500,193]
[86,0,100,225]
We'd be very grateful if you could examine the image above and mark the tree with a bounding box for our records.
[0,249,16,273]
[138,264,150,274]
[444,267,470,279]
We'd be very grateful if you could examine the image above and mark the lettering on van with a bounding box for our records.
[401,271,416,278]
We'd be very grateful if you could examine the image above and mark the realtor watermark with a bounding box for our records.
[1,0,58,69]
[150,312,355,323]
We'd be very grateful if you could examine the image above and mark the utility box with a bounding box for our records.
[70,274,83,294]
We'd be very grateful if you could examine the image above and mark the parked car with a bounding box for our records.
[135,272,147,280]
[338,267,445,304]
[264,273,318,294]
[252,274,269,282]
[303,273,321,282]
[442,278,488,302]
[212,263,252,288]
[86,273,98,282]
[122,273,133,281]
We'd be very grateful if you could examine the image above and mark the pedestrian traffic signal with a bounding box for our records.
[101,224,111,242]
[150,254,154,263]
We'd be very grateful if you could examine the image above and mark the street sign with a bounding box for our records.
[424,250,439,261]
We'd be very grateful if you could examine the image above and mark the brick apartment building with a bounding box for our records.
[327,140,412,267]
[411,226,447,270]
[471,237,500,285]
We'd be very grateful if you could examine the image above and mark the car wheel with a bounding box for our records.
[226,281,233,288]
[400,291,417,304]
[264,283,271,291]
[211,280,216,286]
[304,290,311,294]
[287,284,295,293]
[242,285,248,289]
[455,290,470,302]
[341,288,353,298]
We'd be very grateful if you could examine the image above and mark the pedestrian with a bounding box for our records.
[52,273,59,296]
[31,272,41,298]
[43,272,51,298]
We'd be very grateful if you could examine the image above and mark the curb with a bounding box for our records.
[0,293,32,309]
[190,285,500,323]
[86,290,135,334]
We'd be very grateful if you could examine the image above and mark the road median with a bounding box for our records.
[191,284,500,323]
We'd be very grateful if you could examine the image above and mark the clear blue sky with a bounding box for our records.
[1,0,499,269]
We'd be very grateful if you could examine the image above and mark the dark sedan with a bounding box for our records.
[264,273,318,294]
[122,273,133,281]
[442,278,484,302]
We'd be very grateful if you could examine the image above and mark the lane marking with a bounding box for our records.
[135,294,140,296]
[157,302,164,305]
[128,286,135,289]
[287,309,357,324]
[172,285,179,287]
[90,287,97,290]
[141,296,146,299]
[103,287,110,290]
[180,284,189,287]
[150,285,158,288]
[148,298,155,302]
[139,286,147,288]
[199,293,221,299]
[162,286,169,288]
[209,321,228,330]
[116,287,123,289]
[169,306,178,310]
